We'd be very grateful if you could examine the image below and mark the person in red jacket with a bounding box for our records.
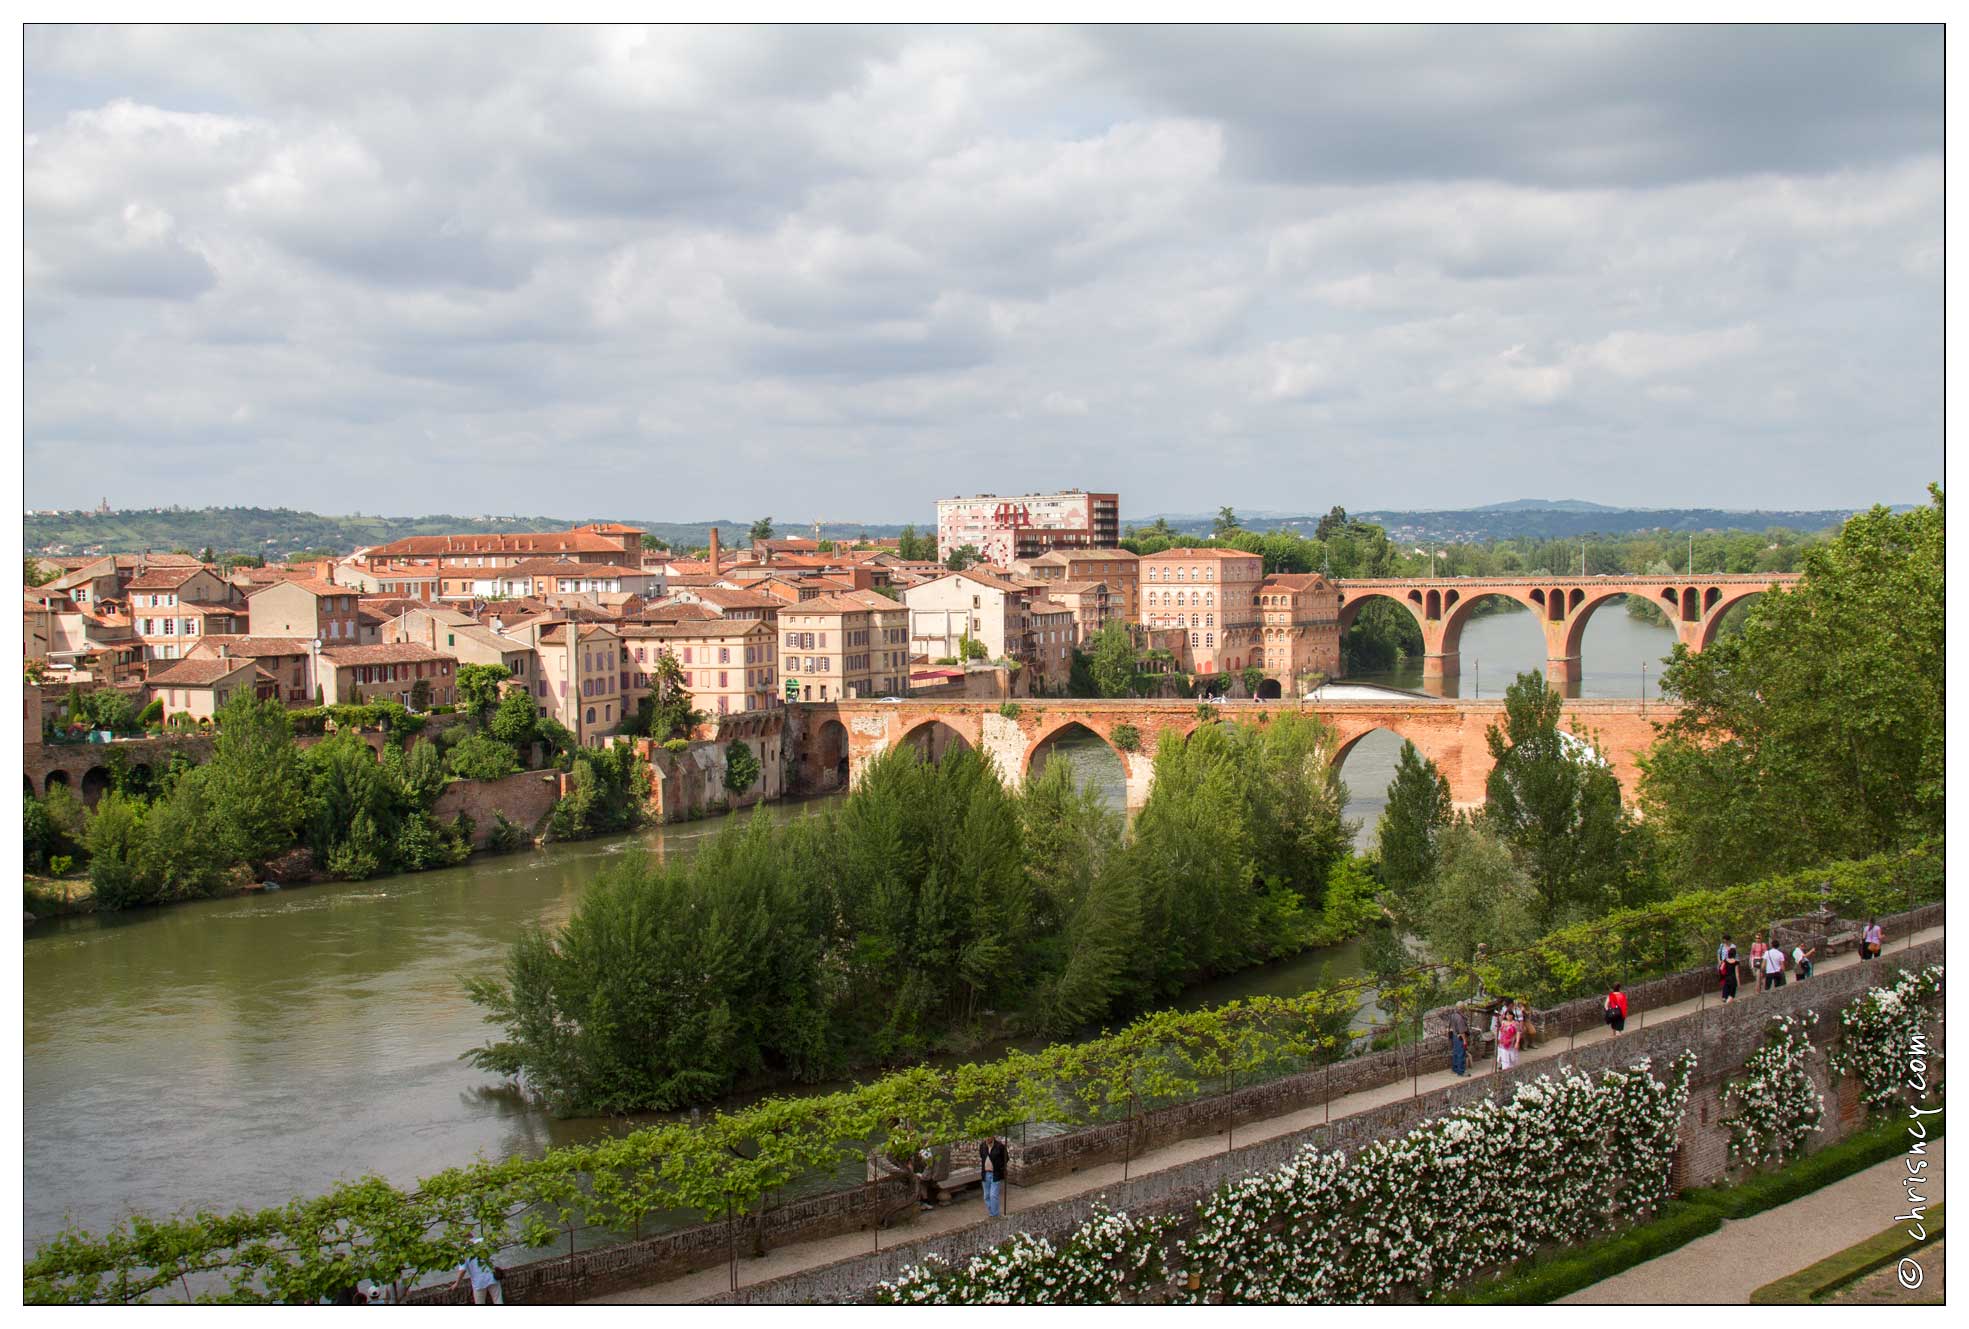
[1603,985,1629,1036]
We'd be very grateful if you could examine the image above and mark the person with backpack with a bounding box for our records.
[1603,985,1628,1036]
[1792,943,1815,980]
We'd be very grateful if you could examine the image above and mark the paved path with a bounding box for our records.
[590,927,1942,1304]
[1560,1139,1945,1304]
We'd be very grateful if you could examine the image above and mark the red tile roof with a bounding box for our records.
[191,635,316,658]
[147,657,257,687]
[244,578,348,598]
[124,566,213,590]
[318,643,458,666]
[364,530,630,558]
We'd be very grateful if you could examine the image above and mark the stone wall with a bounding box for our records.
[431,769,565,845]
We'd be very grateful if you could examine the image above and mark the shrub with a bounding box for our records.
[1109,723,1140,753]
[662,738,690,754]
[48,855,73,878]
[723,739,761,796]
[136,699,163,728]
[486,813,532,854]
[997,701,1023,720]
[446,734,521,782]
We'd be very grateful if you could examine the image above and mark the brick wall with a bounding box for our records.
[431,769,565,844]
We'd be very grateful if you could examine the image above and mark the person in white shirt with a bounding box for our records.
[1792,944,1815,979]
[1763,941,1787,991]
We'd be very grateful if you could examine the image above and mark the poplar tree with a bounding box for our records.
[1376,741,1452,926]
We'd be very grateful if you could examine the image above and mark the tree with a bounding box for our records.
[489,690,540,749]
[199,546,215,563]
[749,517,774,544]
[1482,672,1631,931]
[637,652,704,742]
[25,786,87,872]
[1213,506,1241,538]
[401,738,447,806]
[1641,490,1944,885]
[456,664,512,726]
[25,557,54,588]
[409,678,431,712]
[1240,665,1264,698]
[640,533,669,552]
[945,544,982,572]
[1375,741,1452,926]
[204,693,304,870]
[85,793,149,909]
[896,524,933,561]
[1094,622,1142,700]
[958,632,988,662]
[1418,819,1540,966]
[723,739,761,796]
[1314,506,1351,542]
[136,768,233,900]
[447,733,521,782]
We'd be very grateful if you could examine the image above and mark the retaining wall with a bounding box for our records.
[431,769,565,845]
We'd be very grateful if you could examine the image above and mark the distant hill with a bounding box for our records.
[22,507,910,559]
[1135,500,1890,543]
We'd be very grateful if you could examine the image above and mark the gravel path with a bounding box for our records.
[1559,1139,1945,1304]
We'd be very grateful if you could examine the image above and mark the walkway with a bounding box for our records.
[1559,1139,1946,1304]
[589,927,1943,1304]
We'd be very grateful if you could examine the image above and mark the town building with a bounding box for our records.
[902,569,1032,662]
[1138,547,1264,679]
[355,526,646,599]
[779,594,909,702]
[125,565,244,663]
[1256,573,1344,697]
[935,490,1120,565]
[1014,547,1141,621]
[533,621,625,747]
[1025,597,1077,693]
[187,636,319,706]
[618,618,780,719]
[386,606,536,686]
[315,643,459,708]
[146,657,266,723]
[246,579,363,645]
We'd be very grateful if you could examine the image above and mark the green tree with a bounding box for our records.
[401,738,447,807]
[25,786,88,872]
[749,517,774,543]
[205,693,304,871]
[489,690,540,749]
[1240,665,1264,697]
[447,733,521,782]
[136,768,234,900]
[1641,490,1944,885]
[636,651,704,742]
[723,739,761,796]
[1483,672,1631,931]
[1314,505,1351,542]
[456,664,512,726]
[1088,622,1136,698]
[958,632,988,662]
[1418,819,1541,966]
[24,557,54,587]
[945,544,982,571]
[1375,741,1452,926]
[85,793,149,909]
[1213,506,1240,538]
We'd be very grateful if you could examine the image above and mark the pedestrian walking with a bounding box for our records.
[1792,943,1815,980]
[1717,935,1734,971]
[1763,940,1786,991]
[1719,940,1740,1003]
[1496,1014,1521,1071]
[1603,985,1628,1036]
[980,1136,1009,1217]
[1510,998,1535,1051]
[1862,919,1884,960]
[1748,937,1767,991]
[1448,1004,1470,1077]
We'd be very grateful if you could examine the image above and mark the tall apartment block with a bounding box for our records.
[934,490,1120,566]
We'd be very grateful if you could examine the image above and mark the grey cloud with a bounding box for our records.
[21,24,1944,518]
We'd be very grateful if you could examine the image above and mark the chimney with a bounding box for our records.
[708,527,721,576]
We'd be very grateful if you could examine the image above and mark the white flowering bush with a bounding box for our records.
[1827,964,1944,1114]
[874,1053,1695,1305]
[1173,1052,1696,1303]
[870,1205,1173,1305]
[1721,1014,1823,1170]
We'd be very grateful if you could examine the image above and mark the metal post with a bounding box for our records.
[1641,660,1647,716]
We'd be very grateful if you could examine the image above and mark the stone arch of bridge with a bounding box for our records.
[1020,718,1130,783]
[1437,587,1558,660]
[1335,587,1429,638]
[1694,586,1773,650]
[79,765,113,808]
[896,717,975,765]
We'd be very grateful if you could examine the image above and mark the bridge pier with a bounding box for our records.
[1545,654,1583,691]
[1420,651,1459,684]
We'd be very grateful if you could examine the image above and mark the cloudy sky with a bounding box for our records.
[24,24,1942,523]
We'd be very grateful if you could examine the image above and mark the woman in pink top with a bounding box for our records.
[1749,938,1767,990]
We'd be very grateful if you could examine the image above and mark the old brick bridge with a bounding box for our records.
[790,696,1672,809]
[1332,572,1796,686]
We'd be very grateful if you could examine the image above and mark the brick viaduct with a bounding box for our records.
[791,697,1672,809]
[1331,573,1797,688]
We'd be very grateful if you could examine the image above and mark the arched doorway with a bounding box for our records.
[80,766,112,808]
[804,718,849,792]
[1023,721,1127,810]
[44,770,70,796]
[1254,677,1283,701]
[899,720,972,766]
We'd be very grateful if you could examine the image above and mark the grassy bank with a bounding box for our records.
[1445,1110,1944,1304]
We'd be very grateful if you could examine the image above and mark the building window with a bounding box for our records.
[1206,633,1215,647]
[585,706,596,724]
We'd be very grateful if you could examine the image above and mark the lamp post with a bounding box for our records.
[1641,659,1647,716]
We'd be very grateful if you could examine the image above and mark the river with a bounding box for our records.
[23,606,1673,1252]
